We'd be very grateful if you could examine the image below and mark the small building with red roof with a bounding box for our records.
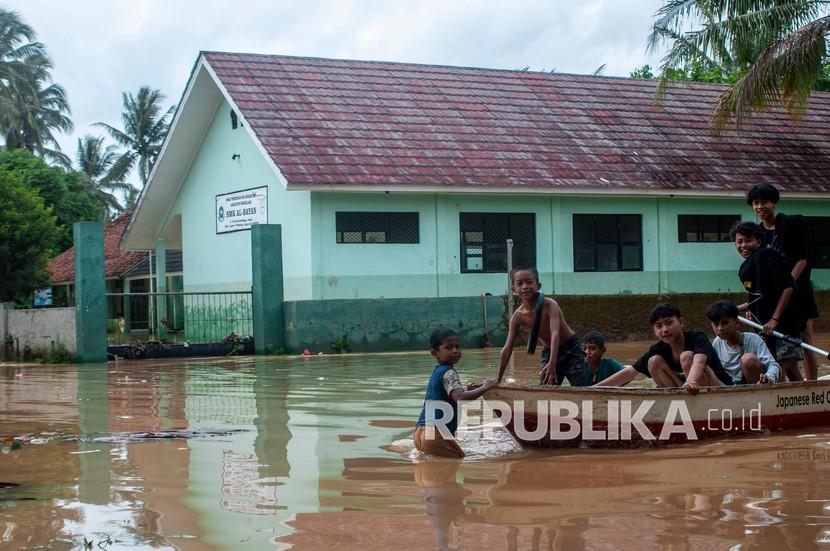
[121,52,830,307]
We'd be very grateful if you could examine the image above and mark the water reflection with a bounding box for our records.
[0,343,829,549]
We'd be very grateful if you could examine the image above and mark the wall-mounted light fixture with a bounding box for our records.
[231,153,240,160]
[230,110,238,129]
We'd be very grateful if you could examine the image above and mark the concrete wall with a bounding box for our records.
[311,192,830,299]
[2,307,76,358]
[162,100,313,298]
[284,295,507,353]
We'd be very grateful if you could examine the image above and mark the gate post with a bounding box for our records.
[251,224,284,354]
[155,239,167,340]
[74,222,107,363]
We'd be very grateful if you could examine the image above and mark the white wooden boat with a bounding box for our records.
[485,381,830,448]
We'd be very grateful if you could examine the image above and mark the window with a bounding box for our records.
[335,212,419,244]
[460,213,535,273]
[573,214,642,272]
[806,216,830,269]
[678,214,740,243]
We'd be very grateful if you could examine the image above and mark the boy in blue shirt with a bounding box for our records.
[414,328,496,458]
[582,330,638,386]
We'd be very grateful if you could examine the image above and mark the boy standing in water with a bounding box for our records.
[496,267,589,386]
[414,328,496,458]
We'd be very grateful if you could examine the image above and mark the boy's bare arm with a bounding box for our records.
[764,287,793,334]
[539,300,561,385]
[497,314,520,383]
[451,379,497,401]
[683,353,709,390]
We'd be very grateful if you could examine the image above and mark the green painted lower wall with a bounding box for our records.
[282,291,830,353]
[283,295,507,353]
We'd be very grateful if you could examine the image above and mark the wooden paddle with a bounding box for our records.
[738,316,830,359]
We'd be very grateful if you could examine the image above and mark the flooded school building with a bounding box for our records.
[120,52,830,352]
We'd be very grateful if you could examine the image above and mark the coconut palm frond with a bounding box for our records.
[713,14,830,129]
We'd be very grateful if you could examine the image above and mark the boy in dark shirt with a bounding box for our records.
[730,220,806,382]
[633,304,732,393]
[746,183,819,379]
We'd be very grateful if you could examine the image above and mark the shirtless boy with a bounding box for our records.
[496,267,590,386]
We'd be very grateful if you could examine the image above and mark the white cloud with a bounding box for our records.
[6,0,665,181]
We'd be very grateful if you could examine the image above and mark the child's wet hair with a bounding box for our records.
[706,300,739,323]
[509,266,539,283]
[582,330,606,349]
[430,327,459,349]
[745,183,780,206]
[729,220,764,241]
[648,303,681,325]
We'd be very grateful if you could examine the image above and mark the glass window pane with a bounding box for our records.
[597,244,618,270]
[484,242,507,272]
[513,243,536,267]
[484,214,509,243]
[342,231,362,243]
[463,231,483,242]
[699,216,719,242]
[336,212,362,232]
[621,245,642,270]
[677,215,697,243]
[573,215,595,243]
[574,245,595,271]
[619,215,640,242]
[460,213,483,232]
[466,256,483,271]
[389,212,419,243]
[510,214,535,242]
[596,216,617,242]
[365,231,386,243]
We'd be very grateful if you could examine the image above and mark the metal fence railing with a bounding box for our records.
[105,291,253,345]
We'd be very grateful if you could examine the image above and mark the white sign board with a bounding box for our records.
[216,186,268,234]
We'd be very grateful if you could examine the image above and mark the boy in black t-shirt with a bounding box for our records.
[633,304,732,393]
[730,220,806,382]
[746,183,819,379]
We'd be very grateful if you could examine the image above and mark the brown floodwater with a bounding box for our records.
[1,335,830,550]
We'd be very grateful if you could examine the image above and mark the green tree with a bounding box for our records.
[0,9,71,164]
[96,86,174,186]
[0,149,104,252]
[74,135,135,216]
[649,0,830,128]
[0,165,58,301]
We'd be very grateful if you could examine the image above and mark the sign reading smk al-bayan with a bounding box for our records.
[216,187,268,234]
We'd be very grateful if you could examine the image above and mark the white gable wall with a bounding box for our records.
[162,100,313,299]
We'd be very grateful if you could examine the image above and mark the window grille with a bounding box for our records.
[573,214,642,272]
[677,214,740,243]
[335,212,419,244]
[460,213,535,273]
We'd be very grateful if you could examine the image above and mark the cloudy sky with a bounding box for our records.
[11,0,665,181]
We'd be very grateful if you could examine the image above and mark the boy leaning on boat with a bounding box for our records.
[413,328,496,458]
[632,304,733,394]
[707,300,781,384]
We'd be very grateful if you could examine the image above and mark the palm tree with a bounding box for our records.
[0,9,71,164]
[74,135,134,217]
[649,1,830,129]
[96,86,174,187]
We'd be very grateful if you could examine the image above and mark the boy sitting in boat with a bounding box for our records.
[706,300,780,384]
[414,328,496,458]
[496,266,590,386]
[633,304,733,392]
[731,220,806,382]
[582,330,638,386]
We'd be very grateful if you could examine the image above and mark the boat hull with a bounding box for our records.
[484,381,830,448]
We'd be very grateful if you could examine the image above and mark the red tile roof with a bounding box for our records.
[204,52,830,193]
[48,212,146,284]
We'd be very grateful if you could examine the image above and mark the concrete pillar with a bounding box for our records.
[251,224,284,354]
[74,222,107,363]
[155,239,167,340]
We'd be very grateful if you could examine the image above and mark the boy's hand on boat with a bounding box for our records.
[481,379,497,390]
[758,373,773,384]
[682,380,699,395]
[539,366,557,385]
